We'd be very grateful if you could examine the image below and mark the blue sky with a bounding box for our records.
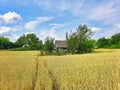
[0,0,120,42]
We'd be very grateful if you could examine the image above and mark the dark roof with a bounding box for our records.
[55,40,68,49]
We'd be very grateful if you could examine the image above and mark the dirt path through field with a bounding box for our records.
[31,58,39,90]
[30,56,59,90]
[43,60,59,90]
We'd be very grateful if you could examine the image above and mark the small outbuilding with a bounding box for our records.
[55,40,68,50]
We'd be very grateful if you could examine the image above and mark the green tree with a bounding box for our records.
[26,33,42,50]
[97,37,109,48]
[15,33,42,50]
[0,36,13,49]
[15,35,26,47]
[84,40,95,52]
[109,33,120,48]
[110,33,120,44]
[44,37,54,54]
[66,24,93,54]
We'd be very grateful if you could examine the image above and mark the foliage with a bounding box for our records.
[0,36,14,49]
[43,37,54,55]
[66,24,93,54]
[97,37,110,48]
[110,33,120,44]
[15,33,42,50]
[110,42,120,48]
[109,33,120,48]
[97,33,120,48]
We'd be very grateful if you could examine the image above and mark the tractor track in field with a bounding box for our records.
[31,57,58,90]
[31,58,39,90]
[43,61,59,90]
[48,69,59,90]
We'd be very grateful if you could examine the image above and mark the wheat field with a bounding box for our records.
[0,49,120,90]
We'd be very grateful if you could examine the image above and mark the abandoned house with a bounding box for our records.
[55,40,68,50]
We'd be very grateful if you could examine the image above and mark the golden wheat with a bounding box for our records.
[0,49,120,90]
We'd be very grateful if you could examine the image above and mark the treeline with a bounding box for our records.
[97,33,120,48]
[0,33,55,52]
[0,37,15,49]
[0,34,41,50]
[0,24,120,54]
[0,33,55,55]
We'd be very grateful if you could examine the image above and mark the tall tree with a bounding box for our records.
[44,37,54,54]
[26,33,41,50]
[66,24,93,54]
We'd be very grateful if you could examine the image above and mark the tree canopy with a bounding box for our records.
[15,33,42,50]
[0,36,14,49]
[43,37,54,54]
[66,24,94,54]
[97,33,120,48]
[97,37,110,48]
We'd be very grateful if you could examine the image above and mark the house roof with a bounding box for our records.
[55,40,68,49]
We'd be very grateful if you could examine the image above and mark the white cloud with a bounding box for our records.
[34,0,85,15]
[114,24,120,29]
[103,27,120,38]
[92,25,120,40]
[25,32,35,35]
[6,34,20,42]
[0,26,19,42]
[0,11,22,24]
[25,21,39,30]
[0,25,21,42]
[89,0,120,25]
[34,0,120,24]
[25,17,52,30]
[91,27,101,32]
[50,23,63,29]
[40,29,59,41]
[0,26,15,34]
[39,23,66,42]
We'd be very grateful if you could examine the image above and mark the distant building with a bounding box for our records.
[55,40,68,50]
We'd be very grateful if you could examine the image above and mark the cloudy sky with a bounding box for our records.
[0,0,120,42]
